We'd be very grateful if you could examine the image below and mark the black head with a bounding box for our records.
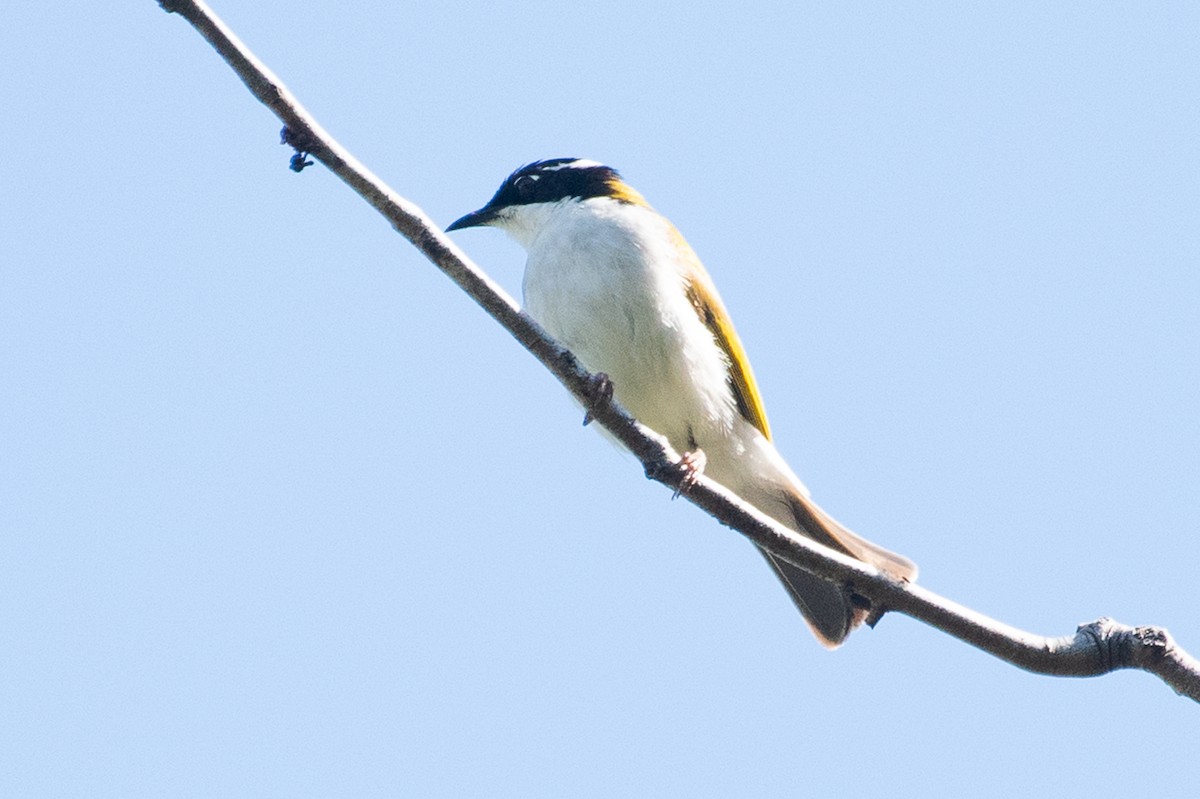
[447,158,643,231]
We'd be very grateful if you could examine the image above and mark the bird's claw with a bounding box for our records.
[670,448,707,499]
[581,372,614,426]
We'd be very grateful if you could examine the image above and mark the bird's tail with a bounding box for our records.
[759,488,917,648]
[706,430,917,647]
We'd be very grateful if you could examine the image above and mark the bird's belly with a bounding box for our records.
[524,251,735,454]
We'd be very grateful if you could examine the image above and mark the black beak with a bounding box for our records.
[446,206,500,232]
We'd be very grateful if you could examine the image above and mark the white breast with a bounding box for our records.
[509,198,738,454]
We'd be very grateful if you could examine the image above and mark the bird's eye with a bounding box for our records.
[513,174,538,195]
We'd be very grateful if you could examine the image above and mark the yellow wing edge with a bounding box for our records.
[673,227,773,441]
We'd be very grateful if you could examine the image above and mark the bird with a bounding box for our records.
[447,158,917,647]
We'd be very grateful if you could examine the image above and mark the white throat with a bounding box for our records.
[490,199,582,250]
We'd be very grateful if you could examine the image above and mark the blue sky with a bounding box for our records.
[3,2,1198,796]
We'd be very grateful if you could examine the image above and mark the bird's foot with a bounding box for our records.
[580,372,614,427]
[671,448,707,499]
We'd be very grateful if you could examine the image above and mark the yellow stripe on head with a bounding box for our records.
[603,177,650,207]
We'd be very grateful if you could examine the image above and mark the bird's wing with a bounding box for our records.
[674,229,773,441]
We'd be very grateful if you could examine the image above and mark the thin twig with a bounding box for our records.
[156,0,1200,703]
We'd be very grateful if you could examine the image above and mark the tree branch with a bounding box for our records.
[156,0,1200,703]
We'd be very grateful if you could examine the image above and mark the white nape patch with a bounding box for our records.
[542,159,605,171]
